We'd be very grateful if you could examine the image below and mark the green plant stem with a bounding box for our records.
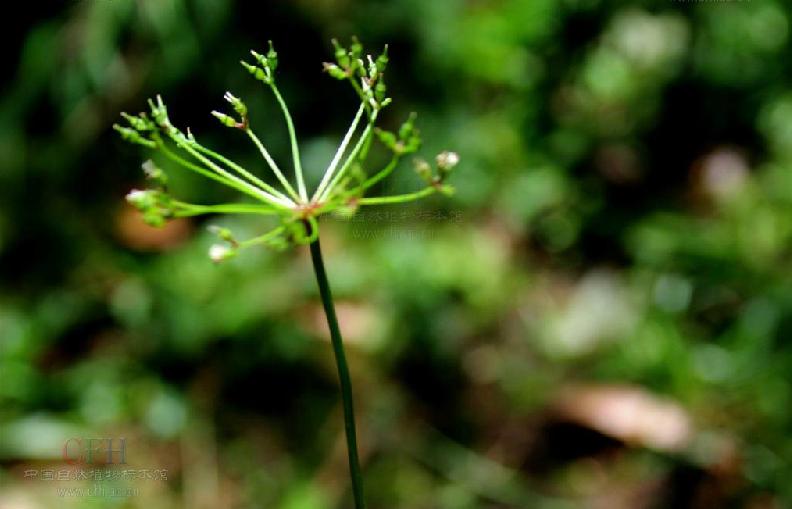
[270,83,308,202]
[307,226,367,509]
[357,187,435,205]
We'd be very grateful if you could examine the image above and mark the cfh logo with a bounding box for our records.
[62,438,127,465]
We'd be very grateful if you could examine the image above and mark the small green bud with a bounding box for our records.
[114,124,156,148]
[323,62,348,80]
[121,112,155,132]
[241,60,270,83]
[332,39,350,68]
[224,91,247,118]
[375,128,397,151]
[399,112,417,141]
[350,36,363,59]
[208,225,238,246]
[148,95,170,127]
[402,135,421,154]
[375,81,387,102]
[375,45,389,74]
[367,55,378,79]
[266,40,278,71]
[211,110,240,128]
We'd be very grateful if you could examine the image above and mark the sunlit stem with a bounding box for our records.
[318,110,379,203]
[238,225,286,248]
[356,187,435,205]
[173,202,282,217]
[174,137,292,209]
[270,83,308,202]
[158,142,272,204]
[191,143,295,205]
[245,128,301,202]
[313,103,366,202]
[347,156,399,196]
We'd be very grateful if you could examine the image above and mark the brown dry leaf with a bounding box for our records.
[554,384,692,452]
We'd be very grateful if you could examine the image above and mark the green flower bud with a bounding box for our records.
[375,128,397,151]
[375,81,387,102]
[148,95,170,126]
[375,45,389,74]
[211,111,239,128]
[332,39,350,68]
[398,112,417,141]
[241,60,270,83]
[208,225,238,246]
[350,36,363,59]
[323,62,348,80]
[224,91,247,118]
[114,124,156,148]
[266,40,278,71]
[121,112,155,131]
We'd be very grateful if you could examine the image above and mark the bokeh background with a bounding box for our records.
[2,0,792,508]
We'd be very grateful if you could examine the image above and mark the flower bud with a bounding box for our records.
[208,225,238,246]
[376,45,389,74]
[323,62,348,80]
[211,111,239,128]
[142,160,168,187]
[224,91,247,118]
[266,41,278,71]
[332,39,350,68]
[435,151,460,174]
[375,128,397,151]
[208,244,236,263]
[121,112,154,131]
[413,158,433,183]
[241,61,270,83]
[398,112,417,141]
[114,125,156,148]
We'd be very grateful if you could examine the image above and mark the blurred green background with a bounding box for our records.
[2,0,792,508]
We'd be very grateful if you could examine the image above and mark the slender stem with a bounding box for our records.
[352,156,399,194]
[318,110,379,203]
[192,142,294,204]
[172,202,282,216]
[270,83,308,202]
[158,142,283,205]
[245,128,301,202]
[313,102,367,202]
[357,187,435,205]
[307,225,367,509]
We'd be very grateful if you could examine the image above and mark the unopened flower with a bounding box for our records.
[208,243,235,263]
[436,151,460,172]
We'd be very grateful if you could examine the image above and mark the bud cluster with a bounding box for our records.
[324,38,391,110]
[375,112,421,156]
[241,41,279,85]
[413,150,459,196]
[211,92,249,130]
[125,188,175,227]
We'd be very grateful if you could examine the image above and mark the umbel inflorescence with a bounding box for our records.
[115,39,458,262]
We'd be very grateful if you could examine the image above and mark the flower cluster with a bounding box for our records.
[115,39,458,262]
